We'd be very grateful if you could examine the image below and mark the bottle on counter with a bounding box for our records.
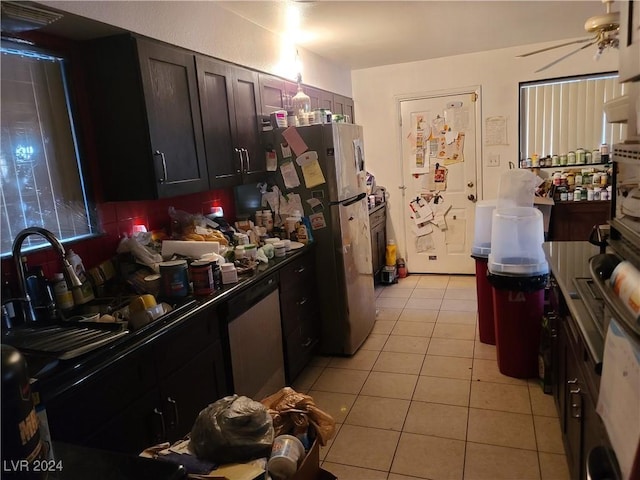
[66,249,95,305]
[51,272,74,311]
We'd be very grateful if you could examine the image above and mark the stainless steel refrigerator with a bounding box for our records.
[262,123,376,355]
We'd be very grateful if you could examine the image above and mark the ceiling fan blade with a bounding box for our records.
[517,37,594,57]
[534,41,597,73]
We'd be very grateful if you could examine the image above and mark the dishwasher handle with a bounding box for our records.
[225,274,278,320]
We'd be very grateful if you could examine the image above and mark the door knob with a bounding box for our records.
[467,194,476,202]
[467,181,474,188]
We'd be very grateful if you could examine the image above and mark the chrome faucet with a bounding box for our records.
[11,227,82,322]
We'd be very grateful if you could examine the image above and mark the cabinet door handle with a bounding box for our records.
[153,407,166,442]
[302,338,312,348]
[297,297,308,307]
[242,148,251,172]
[155,151,168,183]
[294,266,305,274]
[235,148,242,173]
[167,397,179,428]
[567,378,578,385]
[569,387,582,418]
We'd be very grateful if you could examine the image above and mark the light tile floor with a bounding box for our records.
[292,274,570,480]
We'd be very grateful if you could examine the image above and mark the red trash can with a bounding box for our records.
[488,273,548,378]
[472,255,495,345]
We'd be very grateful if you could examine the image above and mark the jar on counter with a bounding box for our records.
[592,172,601,185]
[585,151,592,164]
[552,155,560,166]
[601,188,609,201]
[567,191,574,202]
[190,260,214,296]
[592,149,601,164]
[567,151,576,165]
[560,154,568,166]
[581,187,588,201]
[587,188,594,201]
[576,148,586,164]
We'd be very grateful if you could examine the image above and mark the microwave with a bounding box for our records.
[610,144,640,269]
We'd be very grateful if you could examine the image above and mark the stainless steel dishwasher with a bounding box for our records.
[224,274,285,400]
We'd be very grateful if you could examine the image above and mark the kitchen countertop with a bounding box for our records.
[543,241,604,365]
[24,244,314,402]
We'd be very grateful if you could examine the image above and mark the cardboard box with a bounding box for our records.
[534,196,554,234]
[290,437,337,480]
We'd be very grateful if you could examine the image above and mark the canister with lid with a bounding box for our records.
[160,260,189,297]
[190,260,214,296]
[585,151,592,164]
[560,154,568,166]
[567,151,576,165]
[566,172,575,186]
[552,155,559,166]
[576,148,585,164]
[587,188,594,201]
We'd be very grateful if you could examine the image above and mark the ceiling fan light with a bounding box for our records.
[584,11,620,33]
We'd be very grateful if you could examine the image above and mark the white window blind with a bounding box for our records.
[0,43,96,256]
[520,74,627,159]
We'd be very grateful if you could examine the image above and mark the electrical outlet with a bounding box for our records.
[488,153,500,167]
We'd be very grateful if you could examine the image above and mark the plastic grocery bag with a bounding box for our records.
[189,395,274,464]
[260,387,336,446]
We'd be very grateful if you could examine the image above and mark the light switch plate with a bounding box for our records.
[488,153,500,167]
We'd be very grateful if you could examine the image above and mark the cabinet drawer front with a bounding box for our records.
[369,208,386,227]
[280,291,319,337]
[279,254,315,290]
[284,318,320,383]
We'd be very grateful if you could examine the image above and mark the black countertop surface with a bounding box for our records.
[19,245,314,402]
[543,241,604,364]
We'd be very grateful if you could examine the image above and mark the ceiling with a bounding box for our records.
[216,1,612,70]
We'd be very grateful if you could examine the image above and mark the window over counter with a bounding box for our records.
[0,40,97,256]
[519,72,629,162]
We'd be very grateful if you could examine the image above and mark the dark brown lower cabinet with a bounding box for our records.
[278,249,321,383]
[45,305,228,454]
[549,201,610,241]
[369,204,386,283]
[555,306,617,480]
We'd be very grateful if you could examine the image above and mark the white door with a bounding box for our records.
[399,89,480,274]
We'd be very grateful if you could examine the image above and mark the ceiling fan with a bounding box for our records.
[518,0,620,73]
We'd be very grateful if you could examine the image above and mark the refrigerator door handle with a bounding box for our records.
[331,192,366,207]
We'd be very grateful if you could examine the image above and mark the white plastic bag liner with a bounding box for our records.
[496,169,540,210]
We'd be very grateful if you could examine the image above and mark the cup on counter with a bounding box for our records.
[282,239,291,253]
[274,241,286,258]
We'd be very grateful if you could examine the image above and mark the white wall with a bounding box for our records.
[352,41,618,253]
[39,1,352,96]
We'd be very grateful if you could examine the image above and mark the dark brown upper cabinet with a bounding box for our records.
[197,56,265,188]
[258,73,289,114]
[86,34,209,200]
[333,94,355,123]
